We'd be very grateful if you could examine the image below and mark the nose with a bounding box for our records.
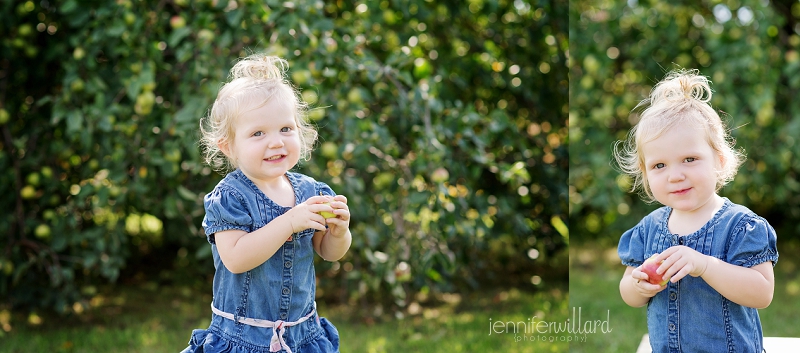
[667,167,685,182]
[267,135,285,149]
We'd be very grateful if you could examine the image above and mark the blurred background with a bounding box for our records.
[0,0,567,352]
[570,0,800,352]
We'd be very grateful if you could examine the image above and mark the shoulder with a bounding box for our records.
[204,171,251,208]
[618,206,668,244]
[618,205,669,266]
[636,205,670,230]
[287,172,334,195]
[719,200,771,231]
[719,200,779,266]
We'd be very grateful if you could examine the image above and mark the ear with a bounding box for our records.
[717,151,726,169]
[218,139,232,158]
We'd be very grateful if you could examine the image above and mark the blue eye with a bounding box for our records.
[253,131,263,137]
[654,163,665,169]
[684,157,696,163]
[281,127,291,133]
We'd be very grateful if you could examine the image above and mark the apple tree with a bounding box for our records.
[570,0,800,243]
[1,0,567,316]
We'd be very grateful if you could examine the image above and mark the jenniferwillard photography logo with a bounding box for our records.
[488,307,612,343]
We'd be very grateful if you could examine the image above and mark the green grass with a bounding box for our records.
[0,282,568,353]
[569,241,800,353]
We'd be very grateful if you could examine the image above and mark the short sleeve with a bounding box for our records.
[618,224,646,268]
[202,187,253,244]
[725,216,779,268]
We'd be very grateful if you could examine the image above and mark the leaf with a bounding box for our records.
[66,111,83,134]
[168,27,193,48]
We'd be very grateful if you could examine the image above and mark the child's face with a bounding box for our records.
[222,98,301,185]
[641,125,721,215]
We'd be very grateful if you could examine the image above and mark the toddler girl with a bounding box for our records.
[182,54,351,353]
[615,69,778,352]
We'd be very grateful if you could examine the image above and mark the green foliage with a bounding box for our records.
[570,0,800,241]
[1,0,567,314]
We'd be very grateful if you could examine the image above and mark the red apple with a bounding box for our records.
[170,16,186,29]
[641,254,670,286]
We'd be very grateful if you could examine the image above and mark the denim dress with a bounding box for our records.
[182,170,340,353]
[618,198,778,353]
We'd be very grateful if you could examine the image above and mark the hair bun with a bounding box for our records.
[649,69,712,106]
[229,54,287,81]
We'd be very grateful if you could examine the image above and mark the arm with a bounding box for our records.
[215,196,333,274]
[620,265,666,307]
[655,246,775,309]
[312,194,352,261]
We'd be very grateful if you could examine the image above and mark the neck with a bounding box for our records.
[668,194,724,236]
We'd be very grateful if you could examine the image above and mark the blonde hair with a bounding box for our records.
[200,54,317,173]
[613,69,744,203]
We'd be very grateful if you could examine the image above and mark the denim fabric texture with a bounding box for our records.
[182,169,340,353]
[618,198,779,353]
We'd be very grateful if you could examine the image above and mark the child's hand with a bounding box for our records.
[283,195,334,234]
[323,195,350,238]
[653,246,710,283]
[630,266,668,297]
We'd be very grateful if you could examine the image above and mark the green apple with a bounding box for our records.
[142,82,156,92]
[431,167,449,183]
[301,90,318,104]
[291,70,312,86]
[413,58,432,78]
[70,78,85,92]
[40,166,53,178]
[347,89,363,104]
[124,12,136,25]
[320,142,338,159]
[18,24,33,36]
[26,172,40,186]
[308,108,325,121]
[34,224,51,239]
[2,260,13,276]
[197,29,215,43]
[134,91,156,115]
[0,108,9,124]
[325,39,338,52]
[165,148,181,163]
[319,201,336,219]
[20,185,36,199]
[73,47,86,60]
[383,10,397,25]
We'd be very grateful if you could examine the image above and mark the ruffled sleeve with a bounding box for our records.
[618,224,647,268]
[725,215,779,268]
[201,187,253,244]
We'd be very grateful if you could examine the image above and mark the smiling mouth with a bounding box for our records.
[265,155,285,161]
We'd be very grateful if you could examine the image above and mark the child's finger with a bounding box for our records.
[330,206,350,218]
[308,215,328,231]
[631,268,648,282]
[324,217,348,229]
[306,195,333,204]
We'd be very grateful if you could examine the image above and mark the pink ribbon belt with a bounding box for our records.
[211,303,316,353]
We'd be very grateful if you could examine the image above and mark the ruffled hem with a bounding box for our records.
[181,317,339,353]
